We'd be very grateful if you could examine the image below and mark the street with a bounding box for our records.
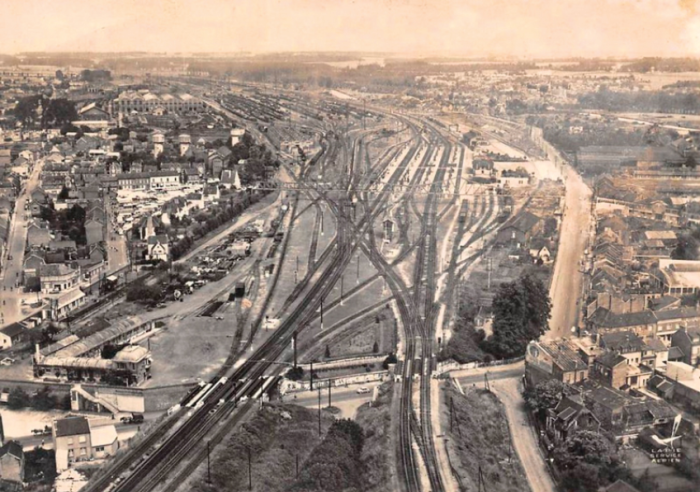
[546,164,592,339]
[0,159,44,327]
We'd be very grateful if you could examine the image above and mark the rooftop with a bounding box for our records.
[538,339,588,372]
[113,345,149,363]
[55,416,90,437]
[89,424,118,447]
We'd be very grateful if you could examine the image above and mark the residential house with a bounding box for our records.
[591,351,652,390]
[0,441,24,484]
[27,222,52,248]
[146,235,169,262]
[52,416,120,471]
[600,331,656,367]
[601,480,642,492]
[85,219,104,246]
[546,393,601,443]
[494,211,542,248]
[670,327,700,366]
[0,323,27,350]
[525,339,589,386]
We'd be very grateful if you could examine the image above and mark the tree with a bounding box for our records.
[41,98,78,129]
[31,387,57,411]
[672,234,700,261]
[525,379,568,416]
[101,344,122,359]
[372,341,379,353]
[555,430,618,470]
[543,217,558,237]
[57,186,70,200]
[286,366,304,381]
[125,283,163,304]
[8,387,31,409]
[324,345,331,358]
[382,353,398,370]
[12,95,41,127]
[24,447,57,484]
[483,274,551,359]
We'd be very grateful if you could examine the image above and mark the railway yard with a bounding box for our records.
[1,73,575,492]
[59,80,560,492]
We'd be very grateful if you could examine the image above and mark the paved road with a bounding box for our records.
[0,159,44,326]
[546,163,592,339]
[490,377,555,492]
[104,192,129,275]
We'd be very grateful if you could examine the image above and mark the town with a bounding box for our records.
[1,2,700,492]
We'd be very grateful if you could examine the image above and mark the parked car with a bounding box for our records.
[0,358,15,366]
[356,387,371,394]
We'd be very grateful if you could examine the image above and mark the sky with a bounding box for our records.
[0,0,699,58]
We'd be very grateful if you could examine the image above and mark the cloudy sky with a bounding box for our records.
[1,0,698,57]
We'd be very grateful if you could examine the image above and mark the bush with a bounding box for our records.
[7,387,30,409]
[126,283,163,304]
[382,353,397,370]
[24,447,57,484]
[286,366,304,381]
[31,387,57,411]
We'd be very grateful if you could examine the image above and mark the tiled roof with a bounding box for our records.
[539,340,588,372]
[596,351,627,368]
[0,323,27,338]
[55,416,90,437]
[0,440,23,459]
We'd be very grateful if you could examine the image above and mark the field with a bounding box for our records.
[443,385,531,492]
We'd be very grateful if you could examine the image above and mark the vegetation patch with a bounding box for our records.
[190,404,335,492]
[354,382,396,492]
[444,385,531,492]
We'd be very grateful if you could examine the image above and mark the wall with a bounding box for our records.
[142,383,196,412]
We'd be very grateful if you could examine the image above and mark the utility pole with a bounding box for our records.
[247,445,252,490]
[450,397,454,432]
[309,360,314,390]
[320,210,324,235]
[486,257,493,291]
[293,331,298,368]
[320,297,324,330]
[207,441,211,484]
[328,380,332,408]
[317,384,322,436]
[340,275,344,306]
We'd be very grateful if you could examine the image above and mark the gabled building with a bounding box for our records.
[670,327,700,366]
[146,235,169,262]
[0,323,27,350]
[0,440,24,484]
[525,339,589,386]
[546,393,601,443]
